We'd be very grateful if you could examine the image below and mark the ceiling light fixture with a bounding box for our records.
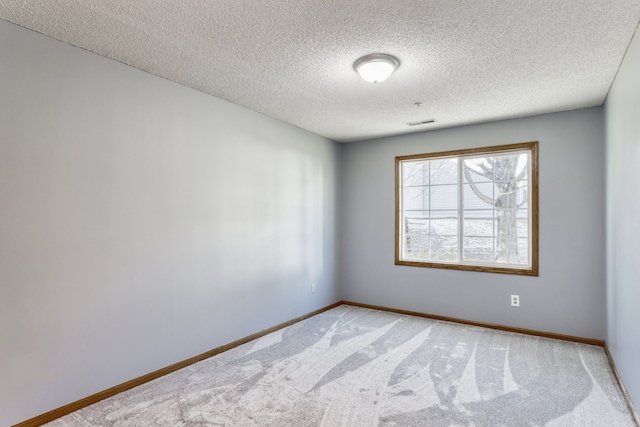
[353,53,400,83]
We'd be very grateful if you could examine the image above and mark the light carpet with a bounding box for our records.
[45,305,636,426]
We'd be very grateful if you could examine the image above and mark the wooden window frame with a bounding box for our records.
[395,141,539,276]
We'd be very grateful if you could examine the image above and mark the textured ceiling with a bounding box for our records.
[1,1,640,142]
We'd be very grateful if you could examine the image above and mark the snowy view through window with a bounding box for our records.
[397,143,537,273]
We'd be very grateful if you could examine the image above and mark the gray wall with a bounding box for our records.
[0,20,340,426]
[340,108,606,339]
[605,24,640,410]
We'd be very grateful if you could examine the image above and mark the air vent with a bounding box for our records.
[407,119,436,127]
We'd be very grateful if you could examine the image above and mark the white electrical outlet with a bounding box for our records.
[311,283,317,293]
[511,295,520,307]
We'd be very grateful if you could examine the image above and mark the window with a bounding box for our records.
[396,141,538,275]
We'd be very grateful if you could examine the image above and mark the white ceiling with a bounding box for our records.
[1,1,640,142]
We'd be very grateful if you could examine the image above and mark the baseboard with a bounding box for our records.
[603,343,640,426]
[341,301,604,346]
[13,301,342,427]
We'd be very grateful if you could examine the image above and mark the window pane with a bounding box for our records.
[403,186,429,211]
[517,211,528,236]
[493,153,528,183]
[463,214,494,237]
[430,158,457,184]
[488,238,529,264]
[493,236,528,265]
[463,237,494,262]
[404,211,428,219]
[403,161,428,186]
[431,184,457,210]
[517,238,529,265]
[430,210,458,237]
[516,180,528,206]
[430,235,458,261]
[463,182,494,210]
[464,157,493,183]
[403,217,430,258]
[494,231,522,264]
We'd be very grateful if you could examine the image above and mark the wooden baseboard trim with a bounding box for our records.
[603,343,640,426]
[13,301,342,427]
[341,301,605,347]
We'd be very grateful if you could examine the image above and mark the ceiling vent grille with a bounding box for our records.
[407,119,436,127]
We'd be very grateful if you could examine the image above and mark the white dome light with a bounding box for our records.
[353,53,400,83]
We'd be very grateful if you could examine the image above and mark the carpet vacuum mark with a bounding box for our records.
[46,306,635,426]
